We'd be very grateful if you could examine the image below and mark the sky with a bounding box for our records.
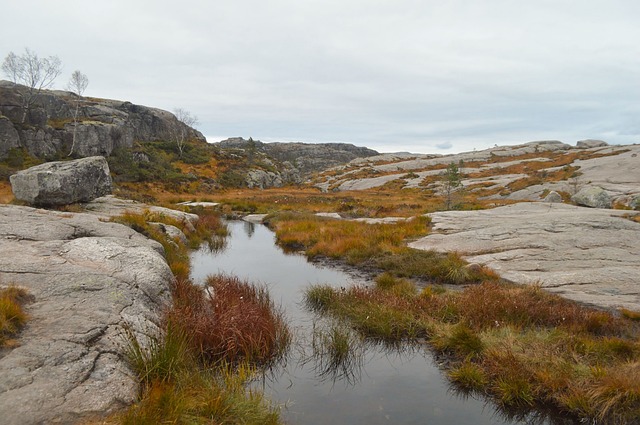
[1,0,639,154]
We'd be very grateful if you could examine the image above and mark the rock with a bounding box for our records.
[0,204,174,424]
[408,202,640,311]
[82,195,199,232]
[543,191,563,203]
[243,214,268,223]
[576,139,608,148]
[177,201,220,208]
[246,169,284,189]
[571,186,612,209]
[149,222,188,245]
[10,156,112,206]
[316,212,343,219]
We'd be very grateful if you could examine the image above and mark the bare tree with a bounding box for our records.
[2,48,62,123]
[172,108,198,158]
[66,70,89,156]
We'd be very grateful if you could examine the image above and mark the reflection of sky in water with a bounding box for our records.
[190,221,550,425]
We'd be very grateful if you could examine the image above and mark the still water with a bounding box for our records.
[190,221,561,425]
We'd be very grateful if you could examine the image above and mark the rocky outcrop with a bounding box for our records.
[571,186,612,209]
[10,156,112,206]
[215,137,379,184]
[577,139,608,148]
[0,80,205,160]
[409,203,640,311]
[0,204,175,424]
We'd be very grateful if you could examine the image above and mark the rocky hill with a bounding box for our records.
[212,137,379,189]
[0,81,379,190]
[216,137,378,174]
[0,80,205,160]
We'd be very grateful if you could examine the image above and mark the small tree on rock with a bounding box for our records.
[67,70,89,156]
[172,108,198,158]
[2,48,62,123]
[442,161,463,210]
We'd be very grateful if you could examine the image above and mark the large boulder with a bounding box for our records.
[10,156,112,206]
[571,186,612,209]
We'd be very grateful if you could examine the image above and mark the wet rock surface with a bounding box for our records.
[409,202,640,311]
[0,204,174,424]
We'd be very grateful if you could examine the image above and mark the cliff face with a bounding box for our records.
[0,80,205,159]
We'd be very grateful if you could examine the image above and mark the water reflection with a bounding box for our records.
[190,221,576,425]
[243,220,255,238]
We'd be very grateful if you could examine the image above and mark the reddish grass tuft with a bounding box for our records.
[169,275,290,366]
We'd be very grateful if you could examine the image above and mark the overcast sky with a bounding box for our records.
[2,1,639,153]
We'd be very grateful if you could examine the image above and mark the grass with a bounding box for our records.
[169,275,290,366]
[0,286,31,347]
[303,280,640,423]
[306,321,365,383]
[110,209,286,424]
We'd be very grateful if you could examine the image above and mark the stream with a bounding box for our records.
[190,221,570,425]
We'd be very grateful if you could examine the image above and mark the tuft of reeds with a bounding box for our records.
[307,321,365,384]
[169,275,291,367]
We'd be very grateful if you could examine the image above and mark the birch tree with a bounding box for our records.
[67,70,89,156]
[172,108,198,158]
[1,48,62,123]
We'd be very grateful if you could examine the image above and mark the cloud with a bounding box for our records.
[435,142,453,150]
[2,0,640,154]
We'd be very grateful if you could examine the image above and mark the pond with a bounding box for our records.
[191,221,573,425]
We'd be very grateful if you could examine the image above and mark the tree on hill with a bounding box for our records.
[442,161,463,210]
[172,108,198,158]
[67,70,89,156]
[2,48,62,123]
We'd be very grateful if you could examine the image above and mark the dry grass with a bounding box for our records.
[269,212,430,261]
[0,181,14,204]
[0,286,32,347]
